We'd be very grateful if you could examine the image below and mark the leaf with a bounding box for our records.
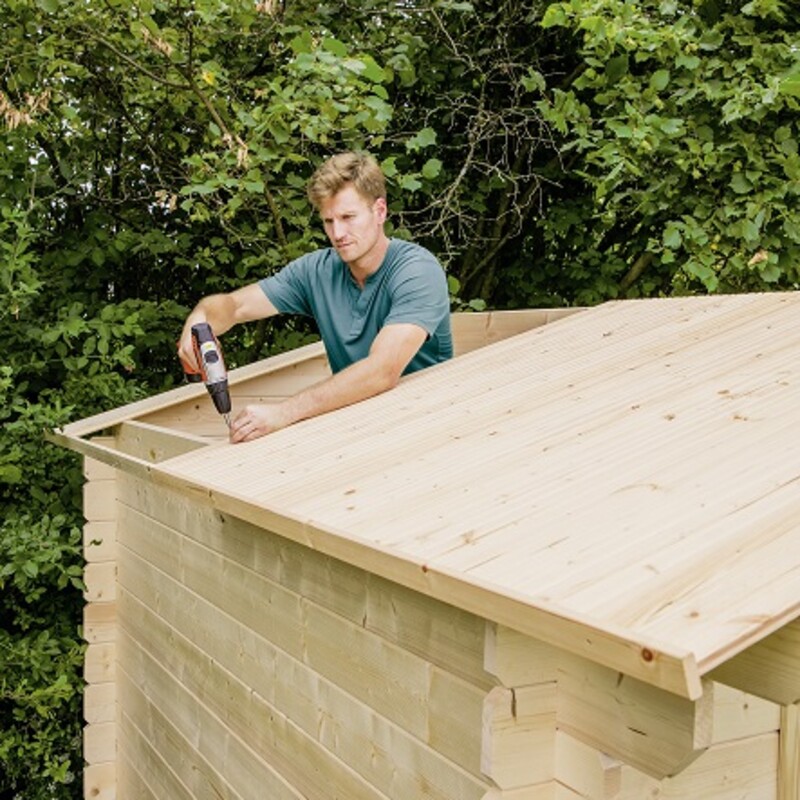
[290,31,313,55]
[605,55,629,84]
[521,69,546,93]
[742,218,760,242]
[360,56,386,84]
[541,4,567,28]
[381,157,398,178]
[658,118,684,135]
[684,259,718,291]
[676,53,701,71]
[663,224,682,249]
[742,0,787,20]
[759,262,781,282]
[322,38,348,58]
[22,560,39,578]
[608,121,632,138]
[422,158,442,179]
[650,70,670,91]
[405,127,437,152]
[779,71,800,98]
[0,464,22,483]
[399,174,422,192]
[730,173,752,194]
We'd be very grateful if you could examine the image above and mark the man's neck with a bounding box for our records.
[347,234,391,288]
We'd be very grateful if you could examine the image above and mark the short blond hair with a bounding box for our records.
[307,151,386,209]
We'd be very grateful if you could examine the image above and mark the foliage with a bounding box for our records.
[0,511,85,796]
[1,0,798,795]
[524,0,800,305]
[335,0,565,303]
[0,205,155,795]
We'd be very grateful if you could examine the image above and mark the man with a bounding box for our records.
[178,151,453,443]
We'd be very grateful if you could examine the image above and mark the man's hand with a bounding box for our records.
[178,284,279,373]
[229,403,293,443]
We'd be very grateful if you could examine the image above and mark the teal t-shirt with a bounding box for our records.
[258,239,453,375]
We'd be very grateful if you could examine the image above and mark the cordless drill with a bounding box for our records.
[183,322,232,428]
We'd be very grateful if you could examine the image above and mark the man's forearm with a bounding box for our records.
[282,354,399,426]
[229,355,399,442]
[185,294,239,337]
[228,321,427,443]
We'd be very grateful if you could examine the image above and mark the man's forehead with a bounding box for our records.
[320,185,375,214]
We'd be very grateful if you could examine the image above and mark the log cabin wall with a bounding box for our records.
[90,464,787,800]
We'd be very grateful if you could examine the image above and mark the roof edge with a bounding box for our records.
[148,459,702,700]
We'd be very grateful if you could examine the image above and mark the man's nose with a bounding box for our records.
[331,220,347,240]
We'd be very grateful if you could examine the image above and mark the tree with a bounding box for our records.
[522,0,800,305]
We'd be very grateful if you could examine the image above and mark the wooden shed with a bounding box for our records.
[52,293,800,799]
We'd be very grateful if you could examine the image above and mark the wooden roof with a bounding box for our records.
[55,294,800,700]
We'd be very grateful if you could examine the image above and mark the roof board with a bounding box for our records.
[58,294,800,697]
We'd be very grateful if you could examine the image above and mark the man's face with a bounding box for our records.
[319,184,387,267]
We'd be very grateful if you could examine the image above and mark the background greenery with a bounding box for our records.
[1,0,797,795]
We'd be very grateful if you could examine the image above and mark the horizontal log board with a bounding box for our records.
[146,293,800,694]
[117,662,304,800]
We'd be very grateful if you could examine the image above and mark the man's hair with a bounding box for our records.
[307,151,386,209]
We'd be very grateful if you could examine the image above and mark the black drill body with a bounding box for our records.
[187,322,232,423]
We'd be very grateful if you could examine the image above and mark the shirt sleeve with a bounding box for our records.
[383,250,450,337]
[258,254,315,317]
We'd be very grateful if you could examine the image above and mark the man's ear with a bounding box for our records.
[374,196,388,222]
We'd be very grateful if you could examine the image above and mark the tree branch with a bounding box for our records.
[620,251,654,291]
[85,31,192,91]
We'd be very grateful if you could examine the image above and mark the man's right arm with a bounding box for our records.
[178,283,279,372]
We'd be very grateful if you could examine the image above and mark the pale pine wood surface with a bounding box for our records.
[780,703,800,800]
[114,474,492,800]
[155,293,800,688]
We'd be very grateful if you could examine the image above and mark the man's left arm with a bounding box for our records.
[229,322,427,443]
